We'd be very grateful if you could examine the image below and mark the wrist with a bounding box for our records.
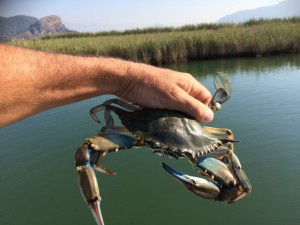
[97,57,133,95]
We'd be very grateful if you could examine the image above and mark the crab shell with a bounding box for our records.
[111,107,224,161]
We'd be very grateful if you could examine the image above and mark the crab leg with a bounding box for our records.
[210,73,232,112]
[76,163,105,225]
[197,151,251,203]
[75,131,137,225]
[228,167,252,203]
[202,127,252,202]
[203,126,234,140]
[76,143,107,225]
[75,134,123,225]
[203,126,235,151]
[90,98,141,123]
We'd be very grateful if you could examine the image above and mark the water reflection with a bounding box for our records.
[168,53,300,78]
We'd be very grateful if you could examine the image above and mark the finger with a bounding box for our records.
[189,82,212,106]
[177,76,212,105]
[170,89,214,123]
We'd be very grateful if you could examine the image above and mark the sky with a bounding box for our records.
[0,0,285,32]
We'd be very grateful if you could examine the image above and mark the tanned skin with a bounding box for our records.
[0,44,213,127]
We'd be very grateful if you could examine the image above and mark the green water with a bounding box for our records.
[1,54,300,225]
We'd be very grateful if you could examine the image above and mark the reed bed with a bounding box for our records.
[12,18,300,65]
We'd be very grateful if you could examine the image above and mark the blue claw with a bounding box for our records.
[161,162,220,199]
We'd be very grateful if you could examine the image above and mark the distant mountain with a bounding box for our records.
[218,0,300,23]
[0,15,73,41]
[0,15,38,41]
[17,15,73,39]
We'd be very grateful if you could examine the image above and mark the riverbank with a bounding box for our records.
[12,17,300,65]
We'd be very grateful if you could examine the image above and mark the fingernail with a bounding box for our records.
[203,109,214,122]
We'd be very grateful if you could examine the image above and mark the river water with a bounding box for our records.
[0,54,299,225]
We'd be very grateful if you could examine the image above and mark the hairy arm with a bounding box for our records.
[0,44,213,127]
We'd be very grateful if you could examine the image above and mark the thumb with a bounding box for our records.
[173,91,214,123]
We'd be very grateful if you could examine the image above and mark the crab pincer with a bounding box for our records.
[161,152,251,203]
[162,162,220,199]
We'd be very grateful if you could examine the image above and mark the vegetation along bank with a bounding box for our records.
[12,17,300,65]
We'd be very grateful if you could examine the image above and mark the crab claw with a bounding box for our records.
[161,162,220,199]
[196,156,236,187]
[75,143,106,225]
[77,165,105,225]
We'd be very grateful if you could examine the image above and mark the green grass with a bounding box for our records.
[12,17,300,65]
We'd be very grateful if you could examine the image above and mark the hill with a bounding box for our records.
[17,15,73,39]
[0,15,73,41]
[0,15,38,41]
[218,0,300,23]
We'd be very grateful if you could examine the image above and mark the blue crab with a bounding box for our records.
[75,73,251,225]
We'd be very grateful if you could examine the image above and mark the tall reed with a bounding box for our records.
[12,17,300,65]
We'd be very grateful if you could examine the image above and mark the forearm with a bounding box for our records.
[1,44,213,128]
[0,44,131,127]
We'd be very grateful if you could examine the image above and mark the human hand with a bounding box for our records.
[116,63,214,123]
